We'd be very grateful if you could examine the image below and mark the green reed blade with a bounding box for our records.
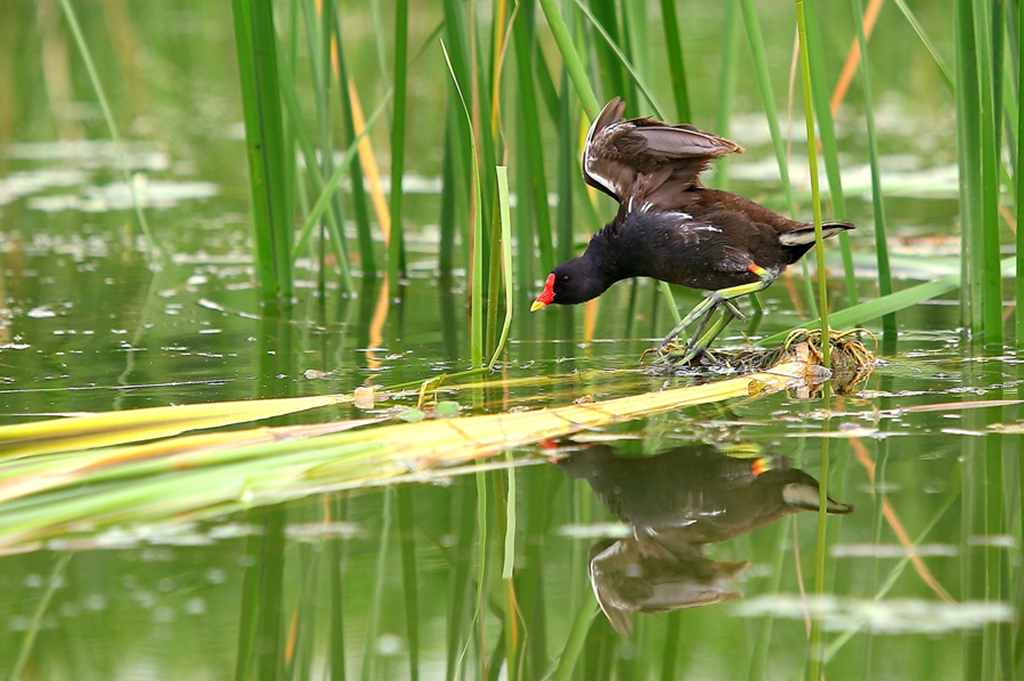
[851,0,893,334]
[230,0,293,302]
[328,498,348,681]
[977,3,1004,345]
[295,98,389,267]
[763,255,1017,344]
[1018,2,1024,348]
[277,37,353,291]
[439,119,458,276]
[314,0,331,168]
[796,0,830,367]
[659,0,691,122]
[586,0,627,103]
[514,119,536,335]
[538,0,598,116]
[487,184,504,354]
[573,0,666,119]
[389,0,410,285]
[333,19,377,277]
[446,485,477,680]
[520,470,553,677]
[892,0,954,93]
[747,519,789,681]
[357,487,388,681]
[532,37,562,124]
[801,0,857,305]
[474,469,489,674]
[660,612,682,681]
[8,553,70,681]
[57,0,157,262]
[442,41,485,368]
[956,0,985,334]
[557,81,577,266]
[739,0,798,218]
[474,21,498,263]
[488,167,515,370]
[552,600,598,681]
[512,5,555,274]
[715,0,741,187]
[621,0,647,104]
[740,0,812,324]
[502,453,517,580]
[396,488,420,681]
[443,0,494,308]
[259,509,287,681]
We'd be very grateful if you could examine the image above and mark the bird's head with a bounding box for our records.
[531,257,609,311]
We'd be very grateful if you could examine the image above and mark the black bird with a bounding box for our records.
[530,98,853,363]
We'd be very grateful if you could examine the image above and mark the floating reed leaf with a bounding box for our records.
[0,360,811,550]
[0,395,348,459]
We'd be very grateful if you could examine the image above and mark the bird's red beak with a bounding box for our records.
[531,274,555,312]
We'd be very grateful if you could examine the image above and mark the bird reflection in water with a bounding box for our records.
[557,443,852,637]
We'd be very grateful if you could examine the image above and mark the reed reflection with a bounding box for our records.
[558,443,852,636]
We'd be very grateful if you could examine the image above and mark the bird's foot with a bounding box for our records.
[640,339,713,366]
[721,298,747,322]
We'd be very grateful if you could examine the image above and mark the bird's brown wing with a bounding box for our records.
[582,98,743,210]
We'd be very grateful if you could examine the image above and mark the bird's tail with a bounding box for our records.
[778,220,855,247]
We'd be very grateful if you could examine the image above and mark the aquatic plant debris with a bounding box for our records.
[0,357,828,550]
[657,328,876,395]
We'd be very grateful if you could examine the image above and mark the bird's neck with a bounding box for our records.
[581,229,623,286]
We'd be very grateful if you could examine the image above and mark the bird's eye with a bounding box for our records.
[560,275,570,284]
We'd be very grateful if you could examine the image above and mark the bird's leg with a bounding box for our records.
[657,264,777,362]
[661,309,737,364]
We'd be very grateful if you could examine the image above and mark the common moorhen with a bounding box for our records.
[530,98,854,363]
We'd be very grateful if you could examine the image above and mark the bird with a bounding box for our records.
[530,97,854,364]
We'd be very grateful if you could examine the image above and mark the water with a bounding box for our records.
[1,2,1019,680]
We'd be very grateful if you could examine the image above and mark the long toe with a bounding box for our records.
[722,299,746,321]
[657,342,704,365]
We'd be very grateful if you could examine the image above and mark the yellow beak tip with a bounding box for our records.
[530,301,547,312]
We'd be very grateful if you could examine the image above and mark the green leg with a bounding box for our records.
[661,309,736,364]
[657,265,777,361]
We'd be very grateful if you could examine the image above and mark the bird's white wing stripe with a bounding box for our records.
[585,150,619,197]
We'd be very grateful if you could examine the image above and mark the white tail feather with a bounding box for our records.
[778,222,851,246]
